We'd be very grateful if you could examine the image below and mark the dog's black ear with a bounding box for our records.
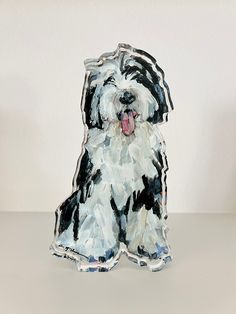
[132,48,174,124]
[148,75,173,124]
[81,72,103,130]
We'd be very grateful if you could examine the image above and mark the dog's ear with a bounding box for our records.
[132,49,174,124]
[81,60,104,129]
[149,75,173,124]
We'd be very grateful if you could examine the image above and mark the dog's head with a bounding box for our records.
[82,43,173,136]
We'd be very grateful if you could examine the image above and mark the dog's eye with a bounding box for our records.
[124,66,147,81]
[104,76,116,86]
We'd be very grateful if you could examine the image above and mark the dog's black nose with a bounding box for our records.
[119,91,136,105]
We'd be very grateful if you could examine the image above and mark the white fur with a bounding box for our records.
[57,121,168,258]
[52,44,172,269]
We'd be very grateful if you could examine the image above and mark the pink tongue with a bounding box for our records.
[120,112,135,136]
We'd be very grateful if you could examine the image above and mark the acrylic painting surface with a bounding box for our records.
[50,44,173,272]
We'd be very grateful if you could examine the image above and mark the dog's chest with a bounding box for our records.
[101,136,156,184]
[86,124,162,206]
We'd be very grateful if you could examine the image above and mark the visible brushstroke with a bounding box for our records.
[50,43,174,272]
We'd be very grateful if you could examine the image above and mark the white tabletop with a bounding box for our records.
[0,212,235,314]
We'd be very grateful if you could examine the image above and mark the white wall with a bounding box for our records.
[0,0,236,213]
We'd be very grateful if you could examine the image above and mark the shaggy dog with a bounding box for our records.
[50,43,174,271]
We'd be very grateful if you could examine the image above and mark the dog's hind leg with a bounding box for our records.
[50,182,121,271]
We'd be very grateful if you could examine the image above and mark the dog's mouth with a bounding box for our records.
[117,109,138,136]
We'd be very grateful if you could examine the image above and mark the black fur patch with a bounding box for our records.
[72,207,79,241]
[75,149,93,188]
[84,75,103,129]
[110,196,131,243]
[132,175,162,219]
[58,190,79,235]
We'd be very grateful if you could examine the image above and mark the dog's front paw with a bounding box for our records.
[77,247,121,272]
[125,224,172,271]
[137,243,170,259]
[125,243,172,271]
